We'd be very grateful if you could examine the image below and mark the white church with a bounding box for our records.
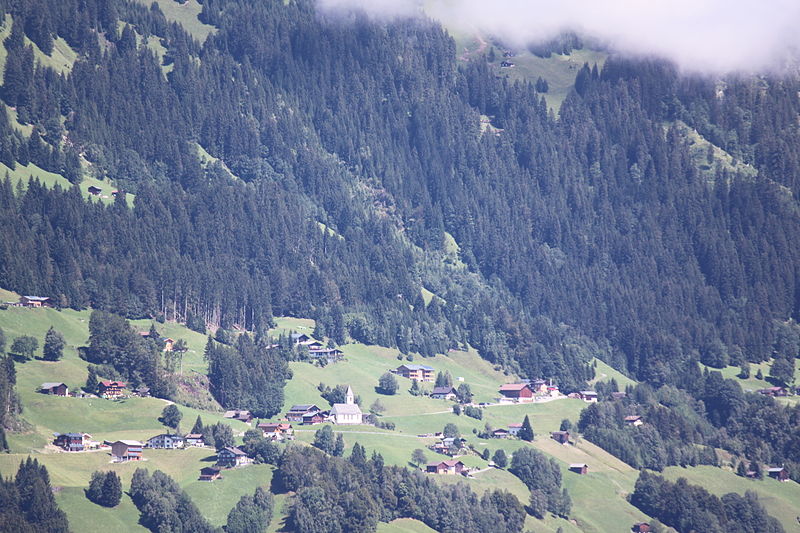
[330,385,363,425]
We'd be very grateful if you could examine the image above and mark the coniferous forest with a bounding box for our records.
[0,0,799,528]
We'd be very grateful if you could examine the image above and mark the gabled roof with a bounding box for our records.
[508,423,522,428]
[579,390,598,396]
[428,459,464,467]
[185,433,203,439]
[432,386,456,395]
[569,463,588,468]
[221,446,247,456]
[22,295,49,301]
[499,383,531,391]
[41,382,66,389]
[624,415,642,421]
[398,364,435,371]
[767,467,787,472]
[331,403,362,416]
[100,380,126,387]
[115,440,143,446]
[288,404,319,412]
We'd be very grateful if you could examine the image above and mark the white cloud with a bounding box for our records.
[317,0,800,74]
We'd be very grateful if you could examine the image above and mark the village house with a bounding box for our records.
[40,382,69,396]
[569,463,588,475]
[302,411,327,425]
[309,347,344,362]
[331,386,363,425]
[491,428,510,439]
[624,415,643,427]
[426,459,466,475]
[54,433,85,452]
[97,380,127,399]
[111,440,143,462]
[394,364,435,382]
[19,295,49,308]
[223,410,253,424]
[632,523,651,533]
[305,340,324,350]
[147,434,185,449]
[161,337,174,352]
[431,437,466,456]
[551,431,571,444]
[578,390,599,403]
[285,404,321,422]
[133,385,151,397]
[507,423,522,436]
[767,467,789,481]
[430,386,457,400]
[199,466,223,481]
[216,446,253,468]
[257,422,294,441]
[87,185,102,195]
[498,383,534,403]
[184,434,205,447]
[526,379,548,395]
[758,387,787,397]
[290,333,313,345]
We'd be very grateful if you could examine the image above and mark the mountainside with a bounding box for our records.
[0,0,799,531]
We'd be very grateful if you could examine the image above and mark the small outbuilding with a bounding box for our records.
[569,463,588,475]
[40,382,69,396]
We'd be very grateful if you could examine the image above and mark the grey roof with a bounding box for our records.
[579,390,598,395]
[289,404,318,412]
[23,295,49,301]
[331,403,362,416]
[41,382,66,389]
[399,364,434,371]
[432,386,456,395]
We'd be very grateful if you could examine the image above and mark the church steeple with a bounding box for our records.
[345,385,354,405]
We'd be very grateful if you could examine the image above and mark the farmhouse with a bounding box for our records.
[290,333,313,344]
[309,347,344,362]
[285,404,321,422]
[223,410,253,424]
[394,364,435,382]
[302,411,327,425]
[507,423,522,436]
[578,390,599,403]
[217,446,253,468]
[551,431,571,444]
[40,382,68,396]
[111,440,143,462]
[569,463,588,475]
[498,383,533,402]
[257,422,294,441]
[97,380,127,399]
[19,295,49,307]
[133,385,151,397]
[147,434,185,449]
[526,379,548,395]
[430,386,457,400]
[426,459,466,475]
[758,387,787,397]
[305,340,324,350]
[184,434,205,447]
[331,386,363,425]
[54,433,85,452]
[767,467,789,481]
[199,466,222,482]
[624,415,643,427]
[491,428,510,439]
[431,437,465,456]
[87,185,102,195]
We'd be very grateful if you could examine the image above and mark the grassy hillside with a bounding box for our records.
[700,359,800,405]
[135,0,216,43]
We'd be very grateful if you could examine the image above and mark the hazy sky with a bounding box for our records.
[317,0,800,74]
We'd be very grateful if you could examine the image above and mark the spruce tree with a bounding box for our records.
[519,415,534,442]
[42,327,65,362]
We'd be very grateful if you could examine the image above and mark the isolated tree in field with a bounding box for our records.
[43,327,66,361]
[369,398,385,415]
[482,448,490,460]
[411,448,427,466]
[756,368,764,380]
[313,425,335,454]
[409,379,421,396]
[456,383,472,404]
[519,415,534,442]
[160,404,182,429]
[11,335,37,360]
[435,371,452,388]
[443,423,460,439]
[559,419,573,432]
[736,460,748,477]
[377,372,398,395]
[738,362,750,379]
[493,449,508,468]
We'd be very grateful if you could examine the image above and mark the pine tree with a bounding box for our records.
[42,327,65,361]
[333,433,344,457]
[101,472,122,507]
[191,415,204,434]
[519,415,534,442]
[85,366,98,393]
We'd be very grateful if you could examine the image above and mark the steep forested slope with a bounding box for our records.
[0,0,798,397]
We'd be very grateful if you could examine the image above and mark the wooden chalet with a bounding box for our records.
[185,433,205,447]
[491,428,510,439]
[257,422,293,440]
[430,386,457,400]
[19,295,49,308]
[309,347,344,362]
[216,446,253,468]
[569,463,588,475]
[507,423,522,436]
[394,364,435,382]
[551,431,571,444]
[54,432,85,452]
[87,185,102,195]
[199,466,222,482]
[98,380,127,399]
[498,383,534,402]
[40,382,68,396]
[767,467,789,481]
[223,410,253,424]
[285,404,320,422]
[426,459,466,475]
[302,411,327,425]
[632,523,651,533]
[111,440,143,462]
[290,333,313,344]
[624,415,643,427]
[578,390,598,403]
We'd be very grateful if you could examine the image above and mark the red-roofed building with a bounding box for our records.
[498,383,533,402]
[426,459,466,475]
[98,381,126,399]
